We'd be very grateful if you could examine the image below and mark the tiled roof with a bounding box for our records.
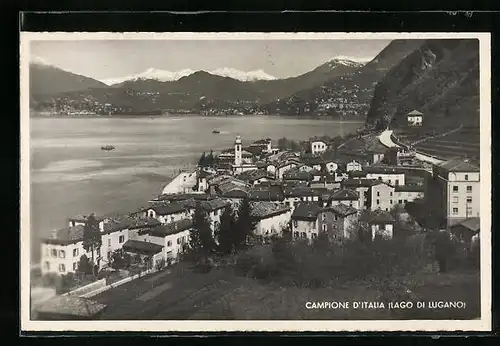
[122,239,164,256]
[291,202,322,221]
[154,193,211,202]
[341,178,378,188]
[200,198,231,212]
[222,189,249,198]
[453,217,480,232]
[248,188,284,202]
[251,202,291,220]
[218,181,249,195]
[283,169,312,181]
[68,214,104,222]
[407,109,423,115]
[330,189,359,201]
[438,158,479,172]
[127,215,162,229]
[360,210,395,224]
[198,170,213,179]
[364,166,405,174]
[42,225,85,245]
[348,170,367,178]
[35,296,107,317]
[284,186,320,197]
[325,204,358,217]
[149,218,193,237]
[309,169,324,176]
[394,185,424,192]
[149,200,195,215]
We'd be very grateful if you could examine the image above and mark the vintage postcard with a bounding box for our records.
[20,32,491,332]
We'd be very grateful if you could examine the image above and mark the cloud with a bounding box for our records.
[31,56,51,66]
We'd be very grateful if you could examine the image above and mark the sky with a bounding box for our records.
[30,39,392,81]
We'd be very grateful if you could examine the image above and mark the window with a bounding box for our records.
[108,238,111,247]
[73,262,78,271]
[107,251,111,260]
[59,250,66,259]
[51,249,57,258]
[453,185,459,192]
[465,174,469,181]
[294,232,299,238]
[167,240,172,247]
[376,199,380,205]
[119,235,125,243]
[312,222,316,229]
[385,208,389,211]
[312,233,318,239]
[301,232,307,238]
[390,192,393,197]
[177,238,181,245]
[44,261,50,270]
[322,213,326,221]
[398,200,403,204]
[466,186,472,193]
[390,200,393,205]
[453,208,459,214]
[59,264,66,273]
[466,197,472,204]
[404,200,408,204]
[395,179,399,186]
[452,196,459,203]
[349,202,353,207]
[377,191,380,196]
[322,224,327,231]
[72,248,78,257]
[293,220,298,228]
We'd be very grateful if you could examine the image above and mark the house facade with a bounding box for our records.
[318,204,359,242]
[328,189,360,209]
[251,202,292,239]
[310,140,328,155]
[369,181,396,212]
[364,166,406,186]
[427,158,480,226]
[291,203,322,241]
[407,110,423,127]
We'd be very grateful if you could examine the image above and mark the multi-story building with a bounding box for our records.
[364,166,406,186]
[251,202,292,239]
[369,181,396,212]
[327,188,360,209]
[310,140,328,155]
[40,215,161,276]
[427,158,480,227]
[291,202,322,241]
[341,178,378,210]
[318,204,359,242]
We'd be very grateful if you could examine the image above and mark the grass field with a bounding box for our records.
[92,260,480,320]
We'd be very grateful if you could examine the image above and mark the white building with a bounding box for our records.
[251,202,292,239]
[40,215,161,276]
[161,170,198,195]
[146,200,196,224]
[428,158,480,226]
[360,210,396,241]
[364,166,406,186]
[310,140,328,155]
[291,202,322,242]
[327,189,360,209]
[370,181,396,212]
[346,160,363,172]
[407,109,423,127]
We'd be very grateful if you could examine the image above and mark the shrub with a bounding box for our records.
[155,258,166,271]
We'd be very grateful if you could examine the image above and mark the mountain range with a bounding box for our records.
[103,67,277,85]
[29,39,480,129]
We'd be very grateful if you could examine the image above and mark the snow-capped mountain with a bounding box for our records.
[326,57,369,69]
[102,68,197,86]
[209,68,277,81]
[102,67,277,85]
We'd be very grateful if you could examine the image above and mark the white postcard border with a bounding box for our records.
[20,31,492,332]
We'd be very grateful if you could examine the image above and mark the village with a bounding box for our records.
[31,110,481,320]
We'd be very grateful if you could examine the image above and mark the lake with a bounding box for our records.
[29,115,363,262]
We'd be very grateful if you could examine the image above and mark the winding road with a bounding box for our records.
[379,130,445,166]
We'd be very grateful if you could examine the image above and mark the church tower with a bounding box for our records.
[234,134,242,166]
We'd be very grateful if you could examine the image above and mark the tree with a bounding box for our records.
[432,231,456,273]
[76,254,93,276]
[198,152,206,167]
[217,206,237,255]
[189,202,216,260]
[82,214,102,277]
[234,198,257,251]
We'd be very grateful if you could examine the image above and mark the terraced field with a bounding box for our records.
[394,127,480,162]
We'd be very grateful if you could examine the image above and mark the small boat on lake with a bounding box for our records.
[101,145,115,151]
[212,129,221,134]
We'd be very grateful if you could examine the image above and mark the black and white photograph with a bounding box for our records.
[20,32,491,332]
